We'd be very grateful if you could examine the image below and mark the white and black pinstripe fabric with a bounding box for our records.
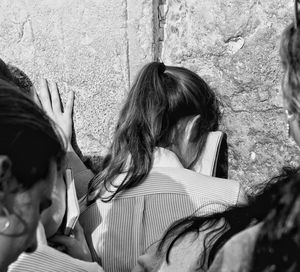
[79,148,246,272]
[8,244,103,272]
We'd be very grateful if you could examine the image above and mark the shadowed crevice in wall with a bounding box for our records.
[153,0,168,61]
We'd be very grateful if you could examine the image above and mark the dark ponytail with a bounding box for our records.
[88,62,220,202]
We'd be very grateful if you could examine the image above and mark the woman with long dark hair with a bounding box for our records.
[0,59,104,272]
[34,61,245,271]
[73,62,246,272]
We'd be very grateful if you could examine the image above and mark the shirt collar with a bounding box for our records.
[152,147,184,168]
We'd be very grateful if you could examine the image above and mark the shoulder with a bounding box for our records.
[153,167,245,209]
[105,168,246,214]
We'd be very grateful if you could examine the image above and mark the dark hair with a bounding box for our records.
[0,59,33,95]
[87,62,220,202]
[156,167,299,270]
[280,20,300,114]
[0,79,65,190]
[0,58,14,84]
[249,167,300,272]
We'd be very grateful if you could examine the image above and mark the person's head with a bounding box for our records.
[88,62,220,202]
[118,62,220,165]
[280,15,300,146]
[0,79,65,270]
[0,58,67,238]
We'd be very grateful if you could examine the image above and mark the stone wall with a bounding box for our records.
[1,0,298,191]
[161,0,300,191]
[0,0,154,157]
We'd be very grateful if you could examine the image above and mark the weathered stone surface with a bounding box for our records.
[127,0,154,84]
[162,0,299,192]
[1,0,298,192]
[0,0,154,158]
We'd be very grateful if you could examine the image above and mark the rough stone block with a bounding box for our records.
[0,0,154,162]
[162,0,299,192]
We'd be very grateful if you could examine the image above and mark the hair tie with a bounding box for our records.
[158,62,166,74]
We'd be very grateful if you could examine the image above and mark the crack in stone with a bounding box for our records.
[17,16,34,43]
[227,106,282,114]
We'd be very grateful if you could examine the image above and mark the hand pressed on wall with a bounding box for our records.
[34,79,75,150]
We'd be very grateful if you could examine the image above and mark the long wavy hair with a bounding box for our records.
[156,167,300,271]
[87,62,220,202]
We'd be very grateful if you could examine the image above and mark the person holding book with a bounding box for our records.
[0,59,103,272]
[0,79,65,271]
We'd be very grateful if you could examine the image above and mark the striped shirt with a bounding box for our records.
[79,148,246,272]
[8,244,103,272]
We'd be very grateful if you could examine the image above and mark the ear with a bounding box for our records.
[172,115,200,166]
[0,156,12,197]
[183,114,201,144]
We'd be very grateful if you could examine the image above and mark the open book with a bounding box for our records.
[192,131,228,178]
[63,169,80,236]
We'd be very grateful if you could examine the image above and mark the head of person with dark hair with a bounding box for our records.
[0,59,67,239]
[87,61,221,202]
[0,79,65,271]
